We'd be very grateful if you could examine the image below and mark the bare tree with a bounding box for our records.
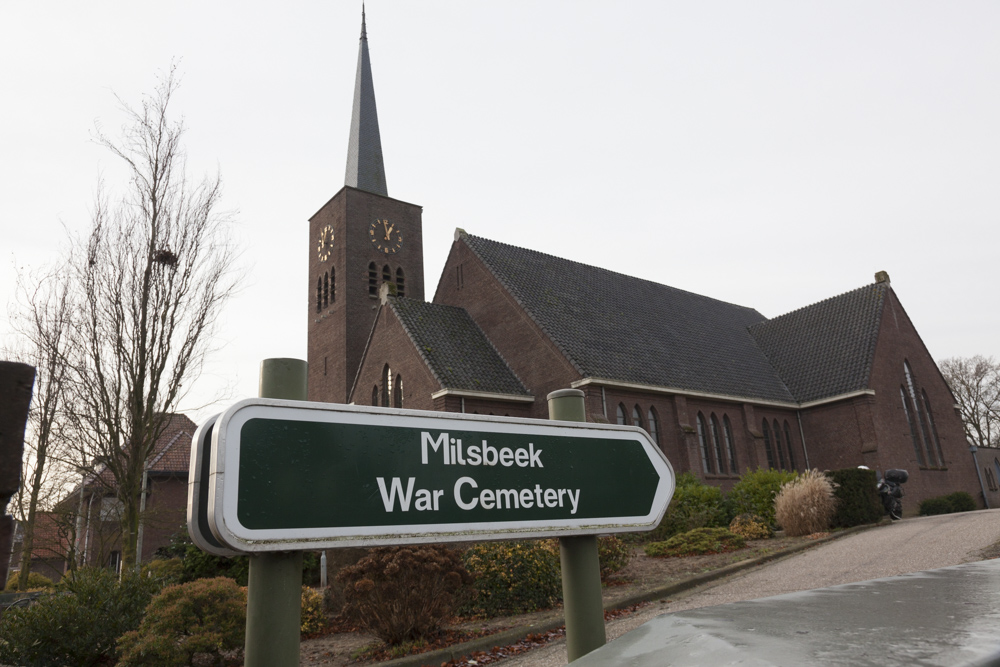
[6,265,76,590]
[66,67,240,569]
[940,355,1000,450]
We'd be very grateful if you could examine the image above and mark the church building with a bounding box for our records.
[307,12,992,511]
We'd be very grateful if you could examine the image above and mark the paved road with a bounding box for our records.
[501,509,1000,667]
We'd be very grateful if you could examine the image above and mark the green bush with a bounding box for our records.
[644,527,746,558]
[462,541,561,617]
[919,497,953,516]
[728,513,772,540]
[918,491,977,516]
[945,491,977,513]
[0,567,160,667]
[117,577,246,667]
[139,557,185,585]
[155,531,250,585]
[4,570,55,592]
[773,469,838,536]
[597,536,633,581]
[726,468,798,527]
[828,468,883,527]
[649,472,729,541]
[338,545,472,645]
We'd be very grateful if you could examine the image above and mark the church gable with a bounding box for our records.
[457,232,794,403]
[749,281,888,403]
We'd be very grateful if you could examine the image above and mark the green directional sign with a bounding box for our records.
[206,399,674,552]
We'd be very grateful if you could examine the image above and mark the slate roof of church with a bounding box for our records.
[344,8,388,196]
[461,234,797,402]
[389,296,532,397]
[748,283,888,403]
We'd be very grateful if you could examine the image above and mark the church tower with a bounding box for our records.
[308,9,424,403]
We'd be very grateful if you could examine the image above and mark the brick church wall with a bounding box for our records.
[434,239,583,419]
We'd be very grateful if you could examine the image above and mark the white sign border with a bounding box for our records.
[207,399,675,552]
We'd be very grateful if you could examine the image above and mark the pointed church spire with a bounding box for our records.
[345,5,388,197]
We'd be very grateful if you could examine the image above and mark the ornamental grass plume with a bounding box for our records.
[774,469,838,537]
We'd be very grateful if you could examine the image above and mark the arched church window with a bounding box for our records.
[723,415,737,472]
[711,414,726,474]
[371,385,379,406]
[396,268,405,298]
[921,389,944,466]
[762,420,775,469]
[382,265,391,287]
[381,364,391,407]
[647,408,659,445]
[697,412,713,474]
[329,266,335,303]
[368,262,378,296]
[393,374,403,408]
[772,419,786,469]
[901,386,926,466]
[323,272,329,308]
[632,405,643,430]
[904,360,933,465]
[783,421,797,470]
[616,403,627,425]
[316,277,322,313]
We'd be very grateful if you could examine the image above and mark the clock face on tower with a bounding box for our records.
[370,218,403,254]
[316,224,334,262]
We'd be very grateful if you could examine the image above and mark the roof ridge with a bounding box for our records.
[751,282,887,329]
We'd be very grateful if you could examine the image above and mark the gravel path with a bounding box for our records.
[499,509,1000,667]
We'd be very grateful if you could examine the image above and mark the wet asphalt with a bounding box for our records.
[500,508,1000,667]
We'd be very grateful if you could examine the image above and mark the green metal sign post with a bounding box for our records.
[244,359,307,667]
[549,389,607,662]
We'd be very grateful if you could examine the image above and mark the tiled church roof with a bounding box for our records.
[389,297,532,398]
[749,283,888,403]
[462,234,796,402]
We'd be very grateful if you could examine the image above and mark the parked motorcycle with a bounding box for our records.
[877,469,908,520]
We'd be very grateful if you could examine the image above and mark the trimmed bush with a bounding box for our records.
[301,586,327,635]
[155,531,250,586]
[117,577,245,667]
[774,470,838,536]
[597,536,633,581]
[726,468,798,528]
[139,557,185,585]
[919,497,953,516]
[828,468,882,528]
[644,527,746,558]
[728,513,772,540]
[649,472,729,541]
[338,545,472,644]
[945,491,977,513]
[462,541,561,617]
[0,567,160,667]
[4,570,55,592]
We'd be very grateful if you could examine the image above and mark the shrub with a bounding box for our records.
[155,531,250,585]
[140,557,185,585]
[462,541,561,617]
[726,468,798,527]
[338,545,472,645]
[919,497,953,516]
[4,570,55,592]
[301,586,327,635]
[597,536,633,581]
[728,513,772,540]
[644,527,745,558]
[773,469,838,537]
[649,472,729,541]
[945,491,977,513]
[828,468,882,528]
[0,567,160,667]
[117,577,246,667]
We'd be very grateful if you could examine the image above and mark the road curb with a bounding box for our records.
[380,524,876,667]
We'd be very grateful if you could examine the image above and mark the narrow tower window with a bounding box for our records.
[368,262,378,296]
[316,277,322,313]
[394,374,403,408]
[323,272,329,308]
[330,266,335,303]
[396,267,405,298]
[382,265,391,286]
[381,364,391,407]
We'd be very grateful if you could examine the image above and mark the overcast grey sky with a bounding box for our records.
[2,1,998,422]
